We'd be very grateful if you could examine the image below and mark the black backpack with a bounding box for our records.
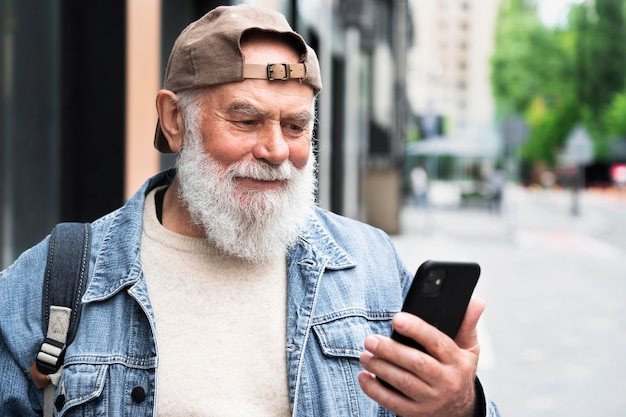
[29,222,91,414]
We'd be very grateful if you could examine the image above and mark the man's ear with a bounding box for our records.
[156,89,184,153]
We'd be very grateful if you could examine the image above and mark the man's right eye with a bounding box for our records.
[232,119,258,127]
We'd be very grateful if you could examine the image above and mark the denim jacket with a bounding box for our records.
[0,170,500,417]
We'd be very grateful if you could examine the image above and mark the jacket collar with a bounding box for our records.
[83,170,175,302]
[296,213,357,271]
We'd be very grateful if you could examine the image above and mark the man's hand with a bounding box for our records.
[358,298,486,417]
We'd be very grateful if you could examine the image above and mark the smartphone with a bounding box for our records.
[391,260,481,352]
[379,260,480,392]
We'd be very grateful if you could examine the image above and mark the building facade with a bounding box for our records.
[408,0,498,132]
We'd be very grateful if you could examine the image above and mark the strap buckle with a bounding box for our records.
[35,337,66,375]
[266,63,291,80]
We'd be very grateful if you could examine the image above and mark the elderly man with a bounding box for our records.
[0,4,500,417]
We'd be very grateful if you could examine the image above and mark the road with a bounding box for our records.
[390,185,626,417]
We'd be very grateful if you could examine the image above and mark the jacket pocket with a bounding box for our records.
[312,311,393,359]
[54,363,108,416]
[309,312,395,416]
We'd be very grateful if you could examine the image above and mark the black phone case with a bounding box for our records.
[391,260,481,353]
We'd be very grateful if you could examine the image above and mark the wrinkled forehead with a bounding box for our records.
[240,31,304,67]
[240,29,306,56]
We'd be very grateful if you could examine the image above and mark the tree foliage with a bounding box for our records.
[520,97,580,165]
[491,0,574,117]
[603,91,626,138]
[491,0,626,168]
[573,0,626,115]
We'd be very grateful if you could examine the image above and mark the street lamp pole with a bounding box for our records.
[563,124,593,217]
[571,164,581,216]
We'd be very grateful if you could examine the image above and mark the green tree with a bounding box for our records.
[491,0,626,169]
[571,0,626,160]
[491,0,579,168]
[573,0,626,116]
[491,0,574,118]
[603,89,626,138]
[519,97,580,165]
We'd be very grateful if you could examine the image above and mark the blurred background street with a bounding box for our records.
[391,185,626,417]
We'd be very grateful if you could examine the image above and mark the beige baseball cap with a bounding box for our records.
[154,4,323,153]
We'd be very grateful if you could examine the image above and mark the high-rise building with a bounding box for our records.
[407,0,499,135]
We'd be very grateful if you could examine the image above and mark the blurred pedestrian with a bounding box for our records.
[411,164,429,208]
[488,164,506,215]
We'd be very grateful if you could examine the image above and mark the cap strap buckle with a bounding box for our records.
[267,63,290,80]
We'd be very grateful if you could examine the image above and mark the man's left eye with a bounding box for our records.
[285,123,304,132]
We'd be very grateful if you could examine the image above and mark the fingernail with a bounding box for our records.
[394,312,409,329]
[364,335,379,351]
[358,371,371,385]
[360,350,373,364]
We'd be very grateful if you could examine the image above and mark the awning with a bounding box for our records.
[406,126,500,158]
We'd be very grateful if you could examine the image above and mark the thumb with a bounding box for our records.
[455,297,486,354]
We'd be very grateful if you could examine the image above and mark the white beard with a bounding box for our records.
[175,127,316,263]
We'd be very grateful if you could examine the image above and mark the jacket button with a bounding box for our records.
[54,394,65,411]
[131,386,147,403]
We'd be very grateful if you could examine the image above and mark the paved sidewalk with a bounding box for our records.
[390,185,613,260]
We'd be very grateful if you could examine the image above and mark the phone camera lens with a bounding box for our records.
[421,269,446,296]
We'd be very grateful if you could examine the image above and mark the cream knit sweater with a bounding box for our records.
[140,187,291,416]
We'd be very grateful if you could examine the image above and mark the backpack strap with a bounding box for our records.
[29,222,91,390]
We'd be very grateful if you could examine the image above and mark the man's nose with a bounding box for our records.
[252,124,289,165]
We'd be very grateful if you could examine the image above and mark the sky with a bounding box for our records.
[537,0,585,27]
